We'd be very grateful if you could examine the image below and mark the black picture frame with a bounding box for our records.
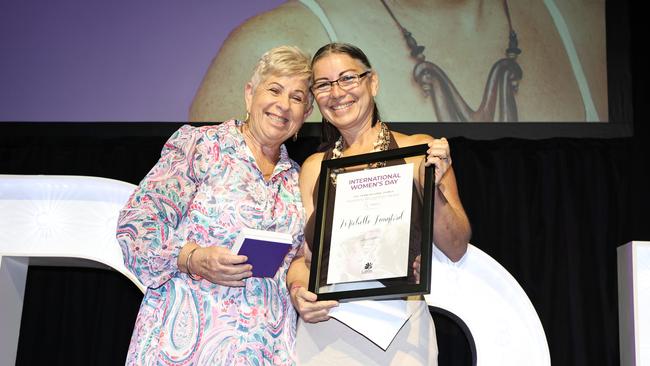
[308,144,434,301]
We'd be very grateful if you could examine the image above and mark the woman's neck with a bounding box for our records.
[338,119,383,156]
[241,123,280,174]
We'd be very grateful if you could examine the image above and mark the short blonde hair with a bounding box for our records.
[250,45,312,101]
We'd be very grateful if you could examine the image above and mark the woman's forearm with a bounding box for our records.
[287,255,310,290]
[432,180,471,262]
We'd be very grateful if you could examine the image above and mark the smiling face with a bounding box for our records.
[244,74,312,147]
[312,53,378,131]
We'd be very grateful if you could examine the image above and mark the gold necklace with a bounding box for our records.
[329,122,391,186]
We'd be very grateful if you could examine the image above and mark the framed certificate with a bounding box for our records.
[308,144,434,301]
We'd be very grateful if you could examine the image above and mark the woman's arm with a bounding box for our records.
[404,133,472,262]
[116,125,207,288]
[286,153,320,290]
[431,162,472,261]
[287,153,338,322]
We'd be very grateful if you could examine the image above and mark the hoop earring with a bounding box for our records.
[245,112,250,122]
[292,132,298,142]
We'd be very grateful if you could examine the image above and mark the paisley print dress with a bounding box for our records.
[117,120,304,365]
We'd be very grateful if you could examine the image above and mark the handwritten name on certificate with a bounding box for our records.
[327,163,414,284]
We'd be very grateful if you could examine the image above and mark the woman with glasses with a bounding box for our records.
[117,45,313,365]
[286,43,471,365]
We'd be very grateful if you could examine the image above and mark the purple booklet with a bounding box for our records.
[232,228,293,278]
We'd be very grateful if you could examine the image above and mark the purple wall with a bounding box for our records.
[0,0,285,122]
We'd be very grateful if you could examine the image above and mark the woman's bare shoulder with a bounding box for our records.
[301,151,326,172]
[299,151,326,196]
[392,131,434,147]
[229,2,330,52]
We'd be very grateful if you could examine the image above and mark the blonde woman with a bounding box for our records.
[117,45,313,365]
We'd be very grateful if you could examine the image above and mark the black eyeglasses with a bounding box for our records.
[311,70,371,94]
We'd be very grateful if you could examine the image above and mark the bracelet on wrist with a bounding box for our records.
[186,246,201,281]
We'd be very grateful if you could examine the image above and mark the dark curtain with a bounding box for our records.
[451,137,648,365]
[16,266,142,365]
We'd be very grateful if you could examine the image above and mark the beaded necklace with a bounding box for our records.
[329,121,391,186]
